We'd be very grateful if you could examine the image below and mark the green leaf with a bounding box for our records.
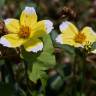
[37,52,55,68]
[28,63,43,83]
[22,35,56,83]
[28,35,56,83]
[40,74,48,92]
[42,34,54,53]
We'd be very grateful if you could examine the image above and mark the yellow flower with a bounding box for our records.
[0,7,53,52]
[56,21,96,48]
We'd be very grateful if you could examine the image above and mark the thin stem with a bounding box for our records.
[80,51,87,96]
[72,49,77,96]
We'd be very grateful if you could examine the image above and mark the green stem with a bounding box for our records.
[80,51,87,96]
[72,48,77,96]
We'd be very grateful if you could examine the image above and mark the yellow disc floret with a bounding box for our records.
[19,26,30,38]
[74,32,86,44]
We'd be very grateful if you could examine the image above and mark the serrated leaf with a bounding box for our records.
[37,52,55,68]
[28,63,43,83]
[28,35,56,83]
[43,34,54,53]
[21,35,56,83]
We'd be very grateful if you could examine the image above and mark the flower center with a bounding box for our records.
[74,32,86,44]
[19,26,30,38]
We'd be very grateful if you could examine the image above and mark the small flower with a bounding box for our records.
[0,6,53,52]
[56,21,96,48]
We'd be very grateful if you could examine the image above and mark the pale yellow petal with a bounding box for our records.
[59,21,78,37]
[30,20,53,38]
[4,18,20,33]
[56,34,75,46]
[0,34,25,48]
[23,39,43,52]
[81,27,96,44]
[20,6,37,27]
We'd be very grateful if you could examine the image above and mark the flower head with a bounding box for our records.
[56,21,96,48]
[0,6,53,52]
